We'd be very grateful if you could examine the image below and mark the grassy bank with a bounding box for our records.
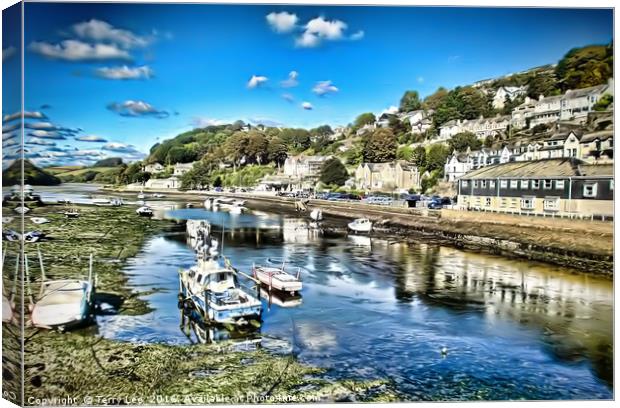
[11,203,398,405]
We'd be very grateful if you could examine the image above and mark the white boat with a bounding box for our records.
[178,257,262,324]
[137,193,145,200]
[93,197,123,206]
[136,206,153,217]
[260,288,303,308]
[14,206,30,214]
[310,209,323,221]
[2,230,20,242]
[63,207,80,218]
[29,252,95,331]
[229,206,246,214]
[252,263,302,294]
[152,193,165,198]
[2,217,13,224]
[23,231,45,243]
[31,217,50,225]
[92,198,111,205]
[2,295,13,324]
[348,218,373,233]
[204,198,213,210]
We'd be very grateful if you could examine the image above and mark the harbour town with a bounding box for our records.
[1,3,614,405]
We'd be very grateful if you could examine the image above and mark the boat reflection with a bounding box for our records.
[260,286,303,309]
[179,308,261,349]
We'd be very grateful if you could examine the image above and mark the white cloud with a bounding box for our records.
[350,30,365,41]
[301,102,313,110]
[26,138,56,146]
[247,75,268,89]
[280,70,299,88]
[72,19,150,49]
[29,130,65,139]
[417,76,425,83]
[295,31,320,48]
[96,65,154,80]
[29,40,131,62]
[107,100,169,118]
[380,106,399,116]
[305,17,347,40]
[24,122,56,130]
[191,117,226,128]
[102,142,144,156]
[76,135,108,142]
[3,111,46,123]
[266,12,298,33]
[2,46,16,62]
[248,117,284,128]
[312,80,339,96]
[281,93,295,103]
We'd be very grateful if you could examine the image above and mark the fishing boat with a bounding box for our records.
[28,251,95,331]
[348,218,373,233]
[310,209,323,221]
[186,219,211,239]
[252,263,302,295]
[178,257,262,324]
[136,206,154,217]
[30,217,49,225]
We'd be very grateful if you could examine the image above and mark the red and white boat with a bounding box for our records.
[252,263,302,294]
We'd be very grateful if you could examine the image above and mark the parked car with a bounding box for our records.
[214,187,223,192]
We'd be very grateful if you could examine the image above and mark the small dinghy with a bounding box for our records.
[28,251,95,331]
[348,218,372,233]
[23,231,45,243]
[152,193,165,198]
[2,217,14,224]
[14,206,30,214]
[63,207,80,218]
[31,217,50,225]
[252,263,302,295]
[2,230,20,241]
[310,209,323,221]
[136,206,154,217]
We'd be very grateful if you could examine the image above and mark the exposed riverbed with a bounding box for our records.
[4,184,613,402]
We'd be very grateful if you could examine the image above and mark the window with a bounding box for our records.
[500,180,508,188]
[544,197,560,211]
[490,180,496,188]
[532,180,540,189]
[474,180,479,188]
[583,183,598,198]
[511,198,518,208]
[462,180,469,188]
[555,180,565,189]
[611,180,614,191]
[521,196,535,210]
[500,198,508,208]
[520,180,528,189]
[481,180,487,188]
[510,180,518,189]
[485,197,491,207]
[543,180,552,189]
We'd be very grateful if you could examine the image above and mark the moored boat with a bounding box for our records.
[136,206,154,217]
[30,217,50,225]
[252,263,302,294]
[63,207,80,218]
[348,218,372,233]
[310,209,323,221]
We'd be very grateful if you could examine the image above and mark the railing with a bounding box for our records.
[462,205,613,222]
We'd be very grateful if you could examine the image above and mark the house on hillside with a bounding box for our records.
[355,161,420,191]
[438,115,511,140]
[457,158,613,217]
[145,176,180,190]
[492,86,527,109]
[400,110,434,135]
[283,155,331,178]
[444,151,472,182]
[143,162,165,174]
[173,162,195,176]
[579,130,614,164]
[560,79,614,122]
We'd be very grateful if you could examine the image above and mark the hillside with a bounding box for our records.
[2,159,62,186]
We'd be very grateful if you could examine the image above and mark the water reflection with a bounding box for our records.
[179,308,261,350]
[96,207,612,400]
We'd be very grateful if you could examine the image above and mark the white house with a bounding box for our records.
[400,110,434,135]
[173,162,196,176]
[492,86,527,109]
[143,162,165,174]
[283,155,331,178]
[444,151,473,182]
[145,176,180,190]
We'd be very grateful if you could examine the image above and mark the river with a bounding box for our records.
[10,184,613,400]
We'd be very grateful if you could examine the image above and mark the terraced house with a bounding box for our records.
[355,161,421,191]
[456,158,613,218]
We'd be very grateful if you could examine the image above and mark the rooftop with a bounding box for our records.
[461,158,612,179]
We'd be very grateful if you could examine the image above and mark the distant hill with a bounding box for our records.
[94,157,123,167]
[2,159,62,186]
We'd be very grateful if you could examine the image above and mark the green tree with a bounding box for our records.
[319,158,348,186]
[593,94,613,111]
[268,137,288,167]
[448,132,482,152]
[310,125,333,138]
[425,144,450,173]
[422,87,449,110]
[411,146,426,169]
[213,176,222,188]
[363,128,397,163]
[483,135,494,148]
[353,112,376,129]
[166,146,196,164]
[555,43,613,92]
[399,90,422,112]
[396,145,413,161]
[527,72,559,99]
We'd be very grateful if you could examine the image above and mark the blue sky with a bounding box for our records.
[2,3,613,167]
